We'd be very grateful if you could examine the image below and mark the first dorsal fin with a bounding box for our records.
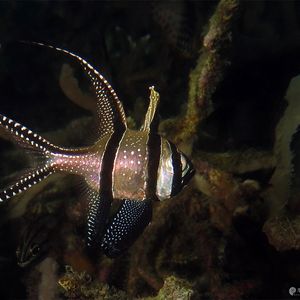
[21,41,127,137]
[141,86,160,132]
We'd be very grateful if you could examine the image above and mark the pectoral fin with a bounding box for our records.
[101,199,152,258]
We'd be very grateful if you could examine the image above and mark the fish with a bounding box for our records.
[0,42,195,258]
[16,214,59,268]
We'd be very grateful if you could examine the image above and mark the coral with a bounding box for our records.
[125,188,205,295]
[172,0,240,150]
[267,75,300,216]
[63,247,96,275]
[58,265,128,300]
[24,257,61,300]
[151,1,200,59]
[193,158,261,233]
[194,149,274,175]
[37,257,60,300]
[263,212,300,251]
[59,63,96,112]
[145,276,196,300]
[125,181,260,299]
[263,75,300,251]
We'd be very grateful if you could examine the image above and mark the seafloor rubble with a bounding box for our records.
[0,0,300,299]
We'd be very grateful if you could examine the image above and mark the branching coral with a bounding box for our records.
[264,214,300,251]
[172,0,240,151]
[145,276,196,300]
[195,149,274,175]
[193,158,261,233]
[37,257,60,300]
[59,63,96,112]
[263,75,300,251]
[58,265,128,300]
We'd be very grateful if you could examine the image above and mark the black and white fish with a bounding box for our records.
[0,43,195,258]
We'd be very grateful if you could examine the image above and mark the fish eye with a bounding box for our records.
[30,245,40,256]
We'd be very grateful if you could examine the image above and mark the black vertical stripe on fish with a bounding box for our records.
[100,128,126,193]
[21,42,127,137]
[86,128,126,249]
[169,142,182,197]
[0,166,53,202]
[146,133,161,200]
[101,199,152,258]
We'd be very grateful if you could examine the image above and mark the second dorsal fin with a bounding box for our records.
[141,86,160,132]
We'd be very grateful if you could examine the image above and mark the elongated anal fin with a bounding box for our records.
[85,188,112,250]
[0,165,53,202]
[101,199,152,258]
[21,41,127,137]
[141,86,160,132]
[0,114,59,153]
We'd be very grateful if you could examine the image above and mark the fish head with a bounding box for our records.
[16,215,56,268]
[16,242,42,268]
[156,138,194,201]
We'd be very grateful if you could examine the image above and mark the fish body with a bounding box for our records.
[0,43,194,257]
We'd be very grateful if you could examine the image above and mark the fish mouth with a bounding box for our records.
[17,257,36,268]
[17,260,31,268]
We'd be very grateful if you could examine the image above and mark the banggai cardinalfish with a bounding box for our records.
[0,42,195,258]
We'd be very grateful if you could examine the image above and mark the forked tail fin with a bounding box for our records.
[0,114,60,202]
[0,114,60,153]
[0,166,53,202]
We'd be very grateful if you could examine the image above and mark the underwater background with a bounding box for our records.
[0,1,300,299]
